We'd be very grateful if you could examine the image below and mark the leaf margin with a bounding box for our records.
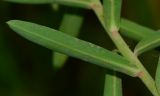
[7,20,140,76]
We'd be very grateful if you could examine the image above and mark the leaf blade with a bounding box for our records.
[5,0,91,9]
[103,0,122,31]
[155,56,160,94]
[120,19,156,41]
[103,71,122,96]
[134,34,160,55]
[7,20,140,76]
[53,10,83,69]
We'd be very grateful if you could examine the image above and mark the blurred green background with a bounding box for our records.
[0,0,160,96]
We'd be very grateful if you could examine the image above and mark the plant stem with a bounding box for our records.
[91,1,160,96]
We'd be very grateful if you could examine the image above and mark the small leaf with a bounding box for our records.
[103,0,122,31]
[103,71,122,96]
[155,56,160,94]
[120,19,156,41]
[5,0,91,9]
[7,20,140,76]
[134,34,160,55]
[53,11,83,69]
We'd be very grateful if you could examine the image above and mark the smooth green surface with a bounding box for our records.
[5,0,91,9]
[53,12,83,69]
[6,0,157,41]
[58,13,83,37]
[94,1,160,96]
[103,0,122,31]
[156,56,160,94]
[103,71,122,96]
[103,1,123,95]
[7,20,140,76]
[120,19,156,41]
[5,0,53,3]
[134,34,160,55]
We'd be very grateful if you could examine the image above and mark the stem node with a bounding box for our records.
[136,71,144,77]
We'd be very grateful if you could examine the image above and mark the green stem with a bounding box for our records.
[51,8,84,69]
[92,1,160,96]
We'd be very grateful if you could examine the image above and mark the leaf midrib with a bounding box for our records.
[11,23,134,71]
[135,36,160,54]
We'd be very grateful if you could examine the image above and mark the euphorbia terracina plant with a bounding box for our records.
[5,0,160,96]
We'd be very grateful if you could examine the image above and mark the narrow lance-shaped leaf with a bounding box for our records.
[103,0,122,31]
[5,0,91,9]
[53,10,84,69]
[7,20,140,76]
[134,34,160,56]
[5,0,158,41]
[5,0,157,41]
[5,0,53,4]
[155,56,160,93]
[103,71,122,96]
[120,19,156,41]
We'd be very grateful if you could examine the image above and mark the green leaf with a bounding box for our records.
[7,20,140,76]
[103,0,122,31]
[134,34,160,55]
[103,71,122,96]
[5,0,53,4]
[53,11,83,69]
[120,19,156,41]
[5,0,91,9]
[155,56,160,94]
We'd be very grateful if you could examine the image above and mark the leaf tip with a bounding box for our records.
[6,20,18,26]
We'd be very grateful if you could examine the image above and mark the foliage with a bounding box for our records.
[2,0,160,96]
